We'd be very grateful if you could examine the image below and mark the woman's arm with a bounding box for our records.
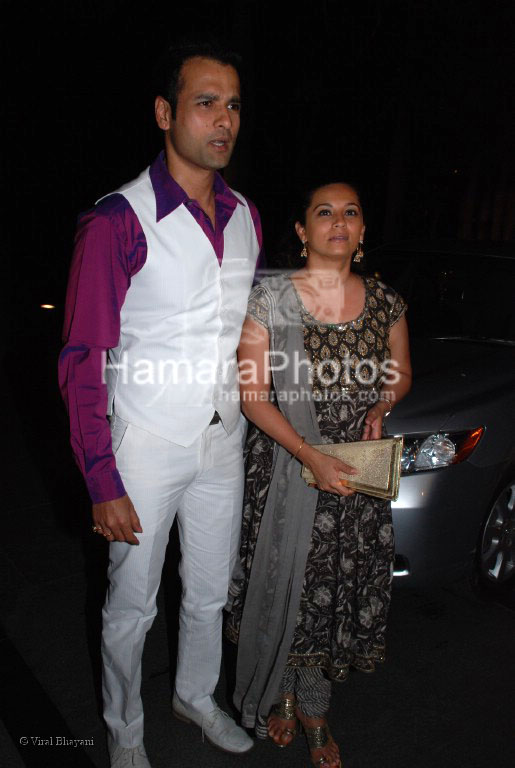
[362,313,412,440]
[238,315,357,496]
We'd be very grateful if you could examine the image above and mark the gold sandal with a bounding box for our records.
[302,721,341,767]
[267,696,297,748]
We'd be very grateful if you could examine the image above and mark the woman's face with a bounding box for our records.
[295,184,365,265]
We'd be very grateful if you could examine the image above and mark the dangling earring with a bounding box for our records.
[353,241,364,263]
[300,241,308,259]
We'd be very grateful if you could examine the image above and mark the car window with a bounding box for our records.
[368,252,515,342]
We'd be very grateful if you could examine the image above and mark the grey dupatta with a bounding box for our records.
[233,274,323,728]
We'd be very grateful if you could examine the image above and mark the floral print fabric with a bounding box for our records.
[226,276,406,681]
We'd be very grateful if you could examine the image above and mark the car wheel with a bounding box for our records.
[476,474,515,599]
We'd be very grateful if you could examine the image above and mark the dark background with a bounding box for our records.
[4,0,514,315]
[2,0,514,501]
[1,4,515,765]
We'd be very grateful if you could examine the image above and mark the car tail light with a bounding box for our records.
[399,427,484,475]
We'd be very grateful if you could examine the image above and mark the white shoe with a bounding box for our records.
[172,693,253,754]
[108,736,151,768]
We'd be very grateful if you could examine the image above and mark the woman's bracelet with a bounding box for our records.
[293,436,306,459]
[378,396,393,416]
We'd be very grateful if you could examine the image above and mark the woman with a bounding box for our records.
[226,182,411,767]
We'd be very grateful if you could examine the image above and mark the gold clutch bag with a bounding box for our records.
[300,436,404,501]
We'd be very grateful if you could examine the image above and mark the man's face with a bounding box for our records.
[168,57,241,171]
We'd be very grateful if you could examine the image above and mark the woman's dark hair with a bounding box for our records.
[277,181,364,270]
[153,40,242,118]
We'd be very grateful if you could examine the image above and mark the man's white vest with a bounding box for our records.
[104,167,259,446]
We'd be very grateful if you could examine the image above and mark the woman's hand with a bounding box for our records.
[300,444,357,497]
[362,402,388,441]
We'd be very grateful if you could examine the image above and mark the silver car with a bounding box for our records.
[368,242,515,592]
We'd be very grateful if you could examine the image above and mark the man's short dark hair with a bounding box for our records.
[154,41,242,119]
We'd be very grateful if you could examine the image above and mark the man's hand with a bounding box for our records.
[92,494,142,545]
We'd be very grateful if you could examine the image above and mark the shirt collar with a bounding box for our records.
[150,150,242,222]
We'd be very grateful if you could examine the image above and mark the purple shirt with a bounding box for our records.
[59,152,263,504]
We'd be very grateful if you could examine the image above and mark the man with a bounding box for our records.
[59,42,262,768]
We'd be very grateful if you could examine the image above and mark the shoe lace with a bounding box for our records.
[128,745,147,766]
[110,744,147,768]
[201,706,230,742]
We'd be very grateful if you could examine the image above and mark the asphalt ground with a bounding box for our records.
[1,332,515,768]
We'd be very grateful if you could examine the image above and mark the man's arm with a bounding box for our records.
[58,194,146,542]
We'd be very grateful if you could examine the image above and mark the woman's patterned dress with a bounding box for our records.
[226,276,407,681]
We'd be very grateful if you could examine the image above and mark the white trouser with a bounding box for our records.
[101,415,245,748]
